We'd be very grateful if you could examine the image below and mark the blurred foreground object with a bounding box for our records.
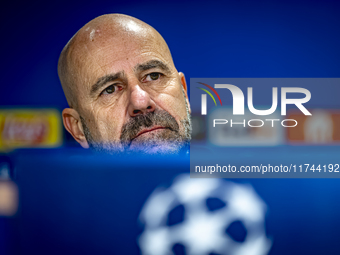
[0,181,18,217]
[11,148,340,254]
[139,174,271,255]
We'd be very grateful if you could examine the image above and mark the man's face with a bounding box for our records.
[70,26,191,154]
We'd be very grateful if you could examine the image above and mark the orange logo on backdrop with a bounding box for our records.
[0,109,62,151]
[287,110,340,144]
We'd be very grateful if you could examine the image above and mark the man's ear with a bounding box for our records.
[179,72,191,114]
[62,108,89,148]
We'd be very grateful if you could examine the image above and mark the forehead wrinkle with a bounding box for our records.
[85,44,107,75]
[78,36,141,73]
[78,43,107,86]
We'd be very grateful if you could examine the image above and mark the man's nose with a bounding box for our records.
[128,85,156,116]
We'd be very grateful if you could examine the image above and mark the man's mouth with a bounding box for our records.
[130,126,169,142]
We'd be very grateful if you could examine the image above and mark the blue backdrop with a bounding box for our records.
[2,0,340,108]
[1,1,340,254]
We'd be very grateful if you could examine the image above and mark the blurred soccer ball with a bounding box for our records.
[138,174,271,255]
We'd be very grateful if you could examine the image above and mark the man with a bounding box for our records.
[58,14,191,154]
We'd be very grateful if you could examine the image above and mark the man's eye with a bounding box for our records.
[145,73,161,81]
[102,85,115,95]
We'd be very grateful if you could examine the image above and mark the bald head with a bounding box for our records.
[58,14,190,154]
[58,14,173,109]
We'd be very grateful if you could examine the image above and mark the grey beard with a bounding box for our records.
[80,106,191,155]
